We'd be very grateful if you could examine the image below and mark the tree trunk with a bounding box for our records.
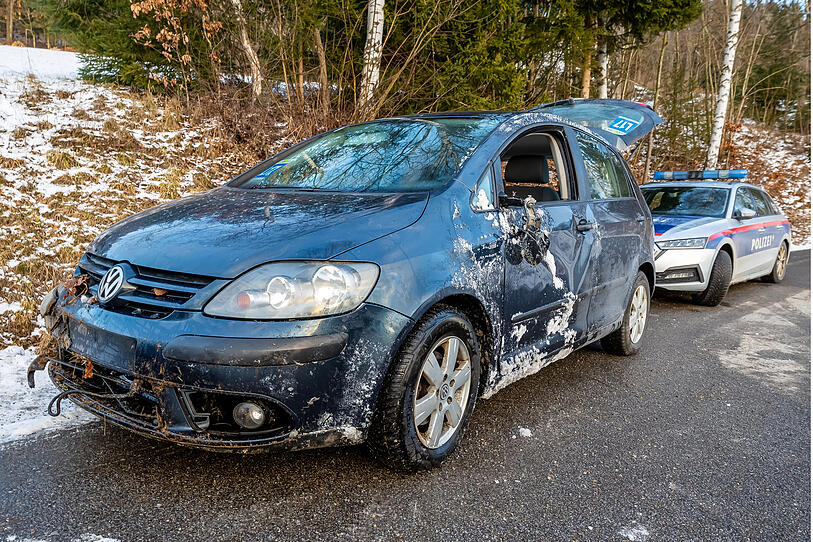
[6,0,13,43]
[596,17,608,99]
[296,43,305,107]
[360,0,385,115]
[231,0,263,100]
[313,26,329,119]
[706,0,743,169]
[620,47,635,100]
[645,32,668,180]
[580,48,592,99]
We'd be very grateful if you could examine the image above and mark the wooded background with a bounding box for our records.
[3,0,810,169]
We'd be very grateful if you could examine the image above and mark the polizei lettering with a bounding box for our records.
[751,235,774,251]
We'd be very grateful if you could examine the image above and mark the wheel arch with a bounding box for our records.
[639,261,655,294]
[409,293,495,396]
[717,240,735,274]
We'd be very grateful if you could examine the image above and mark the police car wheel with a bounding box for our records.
[602,271,650,356]
[691,250,732,307]
[762,241,789,284]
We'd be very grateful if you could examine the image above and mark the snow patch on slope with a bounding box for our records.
[0,45,81,79]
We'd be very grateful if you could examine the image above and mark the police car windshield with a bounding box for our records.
[233,118,500,192]
[642,186,730,218]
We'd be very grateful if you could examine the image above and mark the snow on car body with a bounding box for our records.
[640,179,791,306]
[33,99,660,469]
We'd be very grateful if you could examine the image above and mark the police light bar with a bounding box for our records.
[653,170,749,180]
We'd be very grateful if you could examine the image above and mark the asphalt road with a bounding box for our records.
[2,251,809,541]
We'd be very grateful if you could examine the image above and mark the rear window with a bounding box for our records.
[234,118,500,192]
[642,186,730,218]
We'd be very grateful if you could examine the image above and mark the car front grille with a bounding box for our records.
[78,253,216,319]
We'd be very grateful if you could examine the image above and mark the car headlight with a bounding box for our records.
[204,261,379,319]
[655,237,707,250]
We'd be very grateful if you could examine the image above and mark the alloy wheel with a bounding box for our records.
[628,284,648,344]
[776,243,788,279]
[412,336,472,449]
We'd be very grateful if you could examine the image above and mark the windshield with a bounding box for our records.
[642,186,730,218]
[235,118,500,192]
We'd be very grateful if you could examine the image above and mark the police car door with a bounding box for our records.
[745,187,784,274]
[730,187,766,279]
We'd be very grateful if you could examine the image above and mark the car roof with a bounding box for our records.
[640,180,758,190]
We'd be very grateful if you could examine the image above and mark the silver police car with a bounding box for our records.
[640,177,791,306]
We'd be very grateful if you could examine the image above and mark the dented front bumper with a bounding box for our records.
[36,286,412,452]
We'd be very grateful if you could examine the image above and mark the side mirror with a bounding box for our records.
[734,208,756,220]
[498,192,523,208]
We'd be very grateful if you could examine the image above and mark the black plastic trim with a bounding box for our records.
[163,333,349,366]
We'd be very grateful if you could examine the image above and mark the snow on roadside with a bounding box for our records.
[0,346,92,445]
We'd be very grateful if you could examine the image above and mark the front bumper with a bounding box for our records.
[654,247,717,292]
[45,296,412,452]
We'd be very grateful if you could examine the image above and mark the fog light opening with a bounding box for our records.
[233,401,266,430]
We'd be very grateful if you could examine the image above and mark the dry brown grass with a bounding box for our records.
[0,156,25,169]
[46,149,79,169]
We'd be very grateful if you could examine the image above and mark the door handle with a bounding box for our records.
[635,215,646,224]
[758,227,766,233]
[576,219,594,232]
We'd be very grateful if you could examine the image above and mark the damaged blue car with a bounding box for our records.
[33,99,659,470]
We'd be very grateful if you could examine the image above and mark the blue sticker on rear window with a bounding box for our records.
[606,116,641,136]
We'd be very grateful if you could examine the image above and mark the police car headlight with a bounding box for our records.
[656,238,707,250]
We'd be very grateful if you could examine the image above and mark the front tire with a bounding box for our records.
[762,241,789,283]
[691,250,732,306]
[602,271,650,356]
[368,305,480,471]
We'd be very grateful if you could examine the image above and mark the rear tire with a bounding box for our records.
[691,250,732,307]
[602,271,650,356]
[762,241,789,283]
[367,305,480,471]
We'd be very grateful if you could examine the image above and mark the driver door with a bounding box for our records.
[498,130,596,357]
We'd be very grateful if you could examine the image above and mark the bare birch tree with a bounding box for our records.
[230,0,263,99]
[706,0,743,168]
[360,0,385,115]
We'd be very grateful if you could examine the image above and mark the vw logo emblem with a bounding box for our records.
[97,265,125,303]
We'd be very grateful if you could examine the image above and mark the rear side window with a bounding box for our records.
[576,132,631,199]
[752,189,779,216]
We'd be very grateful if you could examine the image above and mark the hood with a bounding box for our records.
[652,215,719,238]
[88,187,428,277]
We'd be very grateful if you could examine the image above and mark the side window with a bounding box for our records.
[609,153,633,197]
[746,187,771,217]
[499,132,572,202]
[753,189,778,216]
[733,188,756,216]
[575,132,631,199]
[470,165,495,211]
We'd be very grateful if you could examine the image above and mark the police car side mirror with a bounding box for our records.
[734,208,756,220]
